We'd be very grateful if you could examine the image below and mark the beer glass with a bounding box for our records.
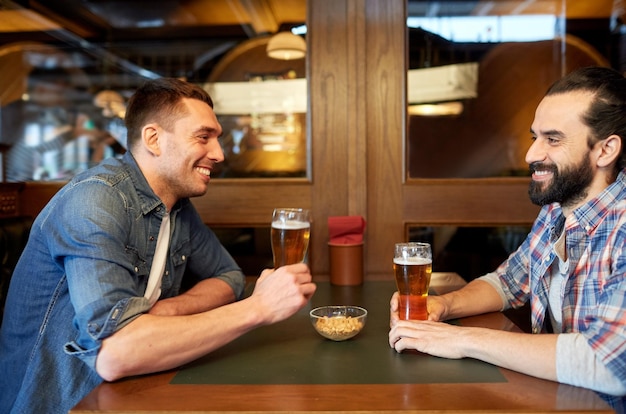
[393,242,432,320]
[271,208,311,268]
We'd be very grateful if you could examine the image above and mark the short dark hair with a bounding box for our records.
[546,66,626,173]
[124,78,214,150]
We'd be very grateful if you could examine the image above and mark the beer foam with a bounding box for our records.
[271,220,310,230]
[393,257,432,266]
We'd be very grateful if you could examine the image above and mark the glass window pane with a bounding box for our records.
[407,0,616,179]
[0,1,307,182]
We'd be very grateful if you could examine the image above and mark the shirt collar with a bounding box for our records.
[568,168,626,235]
[121,152,186,216]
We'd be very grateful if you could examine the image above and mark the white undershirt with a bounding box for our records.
[547,229,568,333]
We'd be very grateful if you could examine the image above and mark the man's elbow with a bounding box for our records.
[95,349,131,382]
[595,378,626,397]
[95,334,143,382]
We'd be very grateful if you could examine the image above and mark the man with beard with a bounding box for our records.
[0,78,316,414]
[389,66,626,412]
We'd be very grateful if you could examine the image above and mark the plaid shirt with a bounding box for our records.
[495,169,626,388]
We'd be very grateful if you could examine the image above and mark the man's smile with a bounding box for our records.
[195,166,211,178]
[530,163,556,182]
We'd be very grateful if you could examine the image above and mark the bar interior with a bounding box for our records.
[0,0,622,412]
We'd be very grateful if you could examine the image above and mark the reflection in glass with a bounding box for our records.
[1,58,130,182]
[206,70,307,178]
[0,1,307,182]
[406,0,615,179]
[206,36,307,178]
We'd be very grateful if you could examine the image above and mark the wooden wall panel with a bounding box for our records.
[308,0,405,278]
[190,180,311,227]
[20,182,63,218]
[364,0,406,277]
[403,179,540,226]
[308,0,364,275]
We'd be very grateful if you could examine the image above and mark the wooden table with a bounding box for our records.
[71,273,613,413]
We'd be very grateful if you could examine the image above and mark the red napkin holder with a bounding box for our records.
[328,216,366,286]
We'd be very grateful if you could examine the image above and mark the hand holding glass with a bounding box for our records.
[393,242,432,320]
[271,208,311,268]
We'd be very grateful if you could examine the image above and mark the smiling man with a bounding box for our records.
[389,66,626,413]
[0,78,316,414]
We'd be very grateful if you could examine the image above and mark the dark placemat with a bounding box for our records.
[171,281,506,385]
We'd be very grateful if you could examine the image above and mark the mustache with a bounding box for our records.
[529,162,557,174]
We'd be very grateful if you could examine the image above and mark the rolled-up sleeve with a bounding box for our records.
[557,333,626,396]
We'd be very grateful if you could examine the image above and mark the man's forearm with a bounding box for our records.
[461,327,558,381]
[150,278,236,316]
[97,297,264,381]
[442,278,505,320]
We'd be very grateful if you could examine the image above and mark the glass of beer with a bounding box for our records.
[393,242,432,320]
[271,208,311,268]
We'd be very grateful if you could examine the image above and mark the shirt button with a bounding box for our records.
[134,266,139,272]
[532,328,539,334]
[165,270,169,276]
[149,236,155,241]
[181,255,186,261]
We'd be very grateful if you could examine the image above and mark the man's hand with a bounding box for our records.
[389,291,449,329]
[249,263,316,325]
[389,319,468,359]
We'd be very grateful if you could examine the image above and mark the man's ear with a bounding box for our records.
[595,134,622,168]
[142,124,161,156]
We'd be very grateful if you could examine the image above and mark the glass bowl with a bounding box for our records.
[309,305,367,341]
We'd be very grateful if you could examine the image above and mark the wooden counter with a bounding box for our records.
[71,274,613,413]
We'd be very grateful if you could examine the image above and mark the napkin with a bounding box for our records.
[328,216,366,245]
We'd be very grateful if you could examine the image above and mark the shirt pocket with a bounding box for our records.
[125,245,150,293]
[163,239,191,294]
[171,239,190,271]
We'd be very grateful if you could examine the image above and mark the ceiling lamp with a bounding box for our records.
[266,32,306,60]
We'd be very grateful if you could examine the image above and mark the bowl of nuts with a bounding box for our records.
[309,305,367,341]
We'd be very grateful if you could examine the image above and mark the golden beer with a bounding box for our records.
[393,257,432,320]
[271,221,311,268]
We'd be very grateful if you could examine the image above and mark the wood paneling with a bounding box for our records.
[20,181,63,218]
[309,0,358,274]
[364,0,406,277]
[308,0,405,278]
[403,178,540,226]
[190,180,311,227]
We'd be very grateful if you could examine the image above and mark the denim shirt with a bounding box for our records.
[0,152,246,414]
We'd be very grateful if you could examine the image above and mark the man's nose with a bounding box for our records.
[525,139,545,165]
[207,139,225,163]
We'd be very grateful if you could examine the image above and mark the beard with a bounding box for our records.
[528,154,594,208]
